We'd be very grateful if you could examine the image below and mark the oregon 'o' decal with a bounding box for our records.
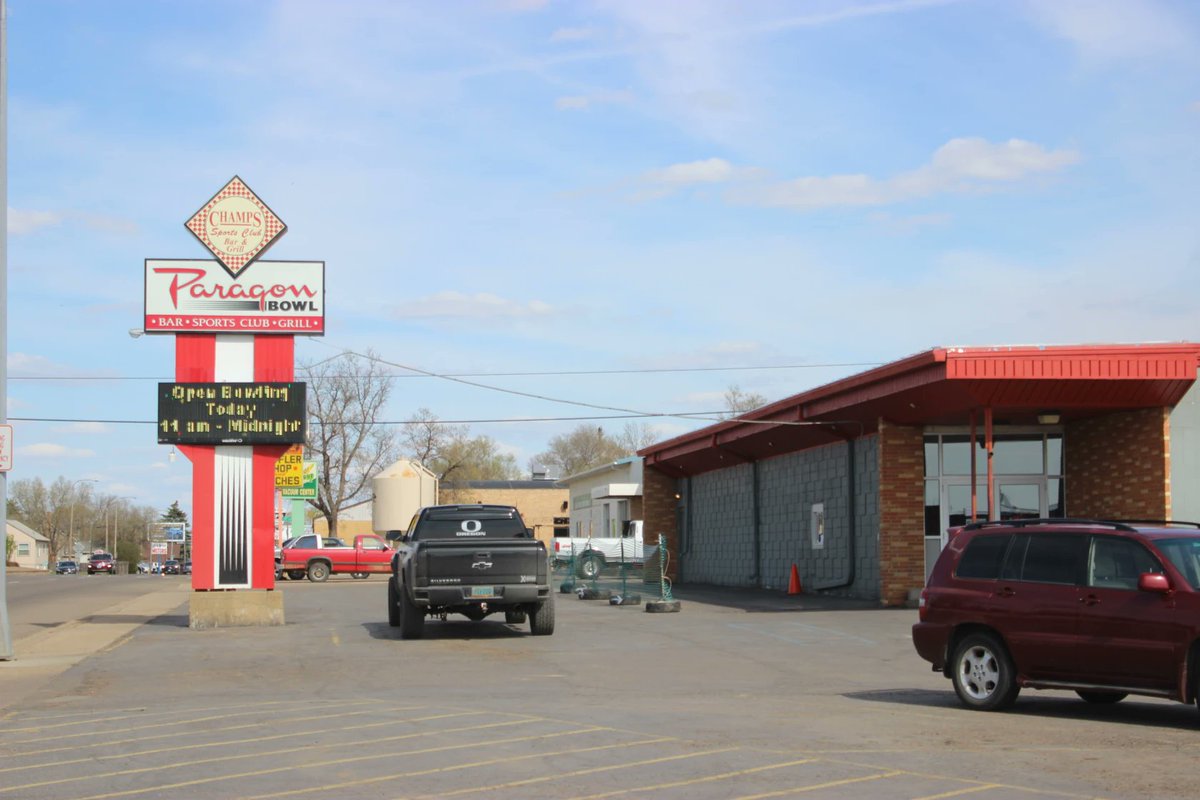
[457,520,485,537]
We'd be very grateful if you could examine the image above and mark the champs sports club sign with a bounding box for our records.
[144,259,325,333]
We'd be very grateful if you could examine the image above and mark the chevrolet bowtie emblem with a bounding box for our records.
[472,561,493,570]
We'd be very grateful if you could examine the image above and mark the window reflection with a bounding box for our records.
[942,436,988,475]
[994,435,1043,474]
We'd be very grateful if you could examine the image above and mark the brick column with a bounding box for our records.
[878,419,925,607]
[643,466,680,580]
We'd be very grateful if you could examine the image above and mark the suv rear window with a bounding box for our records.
[1013,534,1087,585]
[955,534,1011,579]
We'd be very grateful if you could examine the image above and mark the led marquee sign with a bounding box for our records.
[158,382,307,445]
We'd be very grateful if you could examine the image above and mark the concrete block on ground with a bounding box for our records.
[189,590,285,630]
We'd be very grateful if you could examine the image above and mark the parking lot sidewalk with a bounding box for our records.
[0,581,189,713]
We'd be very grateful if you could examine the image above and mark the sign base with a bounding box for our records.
[189,590,285,629]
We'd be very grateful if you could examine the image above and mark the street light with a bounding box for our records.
[100,495,136,555]
[67,479,98,560]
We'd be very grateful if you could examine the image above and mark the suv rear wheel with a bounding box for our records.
[951,632,1019,711]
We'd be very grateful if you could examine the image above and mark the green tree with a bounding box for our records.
[5,534,14,564]
[160,501,188,523]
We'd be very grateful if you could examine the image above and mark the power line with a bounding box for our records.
[6,361,880,381]
[7,411,733,426]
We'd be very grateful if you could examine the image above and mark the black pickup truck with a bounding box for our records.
[385,504,555,639]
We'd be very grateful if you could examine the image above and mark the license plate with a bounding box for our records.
[470,586,495,598]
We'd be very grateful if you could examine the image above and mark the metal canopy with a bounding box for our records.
[641,344,1200,477]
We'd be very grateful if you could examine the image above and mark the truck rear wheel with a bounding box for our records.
[399,584,425,639]
[387,579,400,627]
[529,594,555,636]
[307,562,330,582]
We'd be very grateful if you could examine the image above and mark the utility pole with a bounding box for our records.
[1,0,13,661]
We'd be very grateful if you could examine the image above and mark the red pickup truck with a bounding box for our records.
[278,534,394,582]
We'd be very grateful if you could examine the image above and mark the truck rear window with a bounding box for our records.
[414,517,530,540]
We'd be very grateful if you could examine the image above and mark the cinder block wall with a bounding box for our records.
[878,420,926,607]
[1066,408,1170,519]
[662,437,880,600]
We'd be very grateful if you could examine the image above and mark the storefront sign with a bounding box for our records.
[185,176,286,277]
[275,444,304,489]
[158,382,307,445]
[280,459,319,499]
[144,259,325,334]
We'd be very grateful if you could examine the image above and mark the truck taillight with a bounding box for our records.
[554,540,560,552]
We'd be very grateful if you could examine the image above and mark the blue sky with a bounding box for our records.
[5,0,1200,520]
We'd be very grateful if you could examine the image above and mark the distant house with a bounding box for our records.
[7,519,50,570]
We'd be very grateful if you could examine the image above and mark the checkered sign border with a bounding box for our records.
[185,176,287,278]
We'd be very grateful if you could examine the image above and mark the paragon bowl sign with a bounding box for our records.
[185,175,287,278]
[144,259,325,334]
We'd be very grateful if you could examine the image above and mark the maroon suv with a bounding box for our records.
[913,519,1200,712]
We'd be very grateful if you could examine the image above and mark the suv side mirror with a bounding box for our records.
[1138,573,1172,593]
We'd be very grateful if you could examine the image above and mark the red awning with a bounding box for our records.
[641,343,1200,476]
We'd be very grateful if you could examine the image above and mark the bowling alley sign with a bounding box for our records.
[143,176,325,335]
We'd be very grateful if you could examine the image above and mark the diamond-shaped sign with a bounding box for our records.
[185,176,287,278]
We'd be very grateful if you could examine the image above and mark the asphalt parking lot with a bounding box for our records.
[2,576,1198,799]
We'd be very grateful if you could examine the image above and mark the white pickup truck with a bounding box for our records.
[552,520,645,579]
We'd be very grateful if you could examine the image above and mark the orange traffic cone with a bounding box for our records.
[787,564,802,595]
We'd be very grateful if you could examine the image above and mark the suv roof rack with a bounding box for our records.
[1107,519,1200,529]
[960,518,1137,533]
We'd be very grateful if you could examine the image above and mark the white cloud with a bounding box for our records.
[8,352,115,379]
[51,422,112,435]
[1024,0,1198,62]
[555,89,634,111]
[394,292,555,321]
[550,27,600,43]
[8,208,63,235]
[20,443,96,458]
[726,137,1080,210]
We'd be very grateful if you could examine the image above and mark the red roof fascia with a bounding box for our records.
[641,344,1200,470]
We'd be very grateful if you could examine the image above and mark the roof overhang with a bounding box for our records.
[641,343,1200,477]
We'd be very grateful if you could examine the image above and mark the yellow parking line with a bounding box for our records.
[0,708,473,774]
[419,741,715,799]
[68,725,607,800]
[910,785,1002,800]
[734,770,907,800]
[0,718,566,796]
[562,758,823,800]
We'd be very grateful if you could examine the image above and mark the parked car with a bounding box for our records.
[87,553,116,575]
[163,559,181,575]
[913,518,1200,713]
[55,560,78,575]
[181,560,192,575]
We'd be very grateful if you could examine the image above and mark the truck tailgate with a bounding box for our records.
[418,541,545,585]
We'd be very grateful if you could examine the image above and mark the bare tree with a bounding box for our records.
[615,421,661,453]
[302,350,400,536]
[400,407,520,486]
[533,425,629,478]
[722,384,768,418]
